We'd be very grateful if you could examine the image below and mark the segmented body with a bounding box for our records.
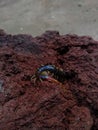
[31,64,76,83]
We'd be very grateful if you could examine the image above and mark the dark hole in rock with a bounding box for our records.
[91,108,98,118]
[8,60,14,64]
[56,46,69,55]
[91,125,97,130]
[81,45,88,49]
[2,64,6,70]
[11,66,21,74]
[19,90,26,96]
[22,75,31,81]
[4,54,12,60]
[57,70,77,83]
[66,108,71,113]
[58,59,64,65]
[87,49,93,53]
[5,73,12,76]
[65,70,77,80]
[88,85,93,88]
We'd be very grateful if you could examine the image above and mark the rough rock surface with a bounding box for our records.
[0,29,98,130]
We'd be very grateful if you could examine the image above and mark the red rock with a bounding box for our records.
[0,30,98,129]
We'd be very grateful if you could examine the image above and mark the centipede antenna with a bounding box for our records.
[31,75,36,80]
[59,68,63,71]
[39,78,43,82]
[41,64,44,66]
[33,78,36,85]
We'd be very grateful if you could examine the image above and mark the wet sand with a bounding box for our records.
[0,0,98,39]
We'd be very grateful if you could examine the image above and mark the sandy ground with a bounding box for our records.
[0,0,98,39]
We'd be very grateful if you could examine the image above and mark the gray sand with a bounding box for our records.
[0,0,98,39]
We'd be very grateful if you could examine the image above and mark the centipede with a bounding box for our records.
[31,64,76,83]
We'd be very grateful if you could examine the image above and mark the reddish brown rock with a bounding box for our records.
[0,30,98,129]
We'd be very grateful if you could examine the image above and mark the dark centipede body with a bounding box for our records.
[51,67,76,83]
[31,64,76,83]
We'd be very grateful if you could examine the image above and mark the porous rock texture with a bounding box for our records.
[0,29,98,130]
